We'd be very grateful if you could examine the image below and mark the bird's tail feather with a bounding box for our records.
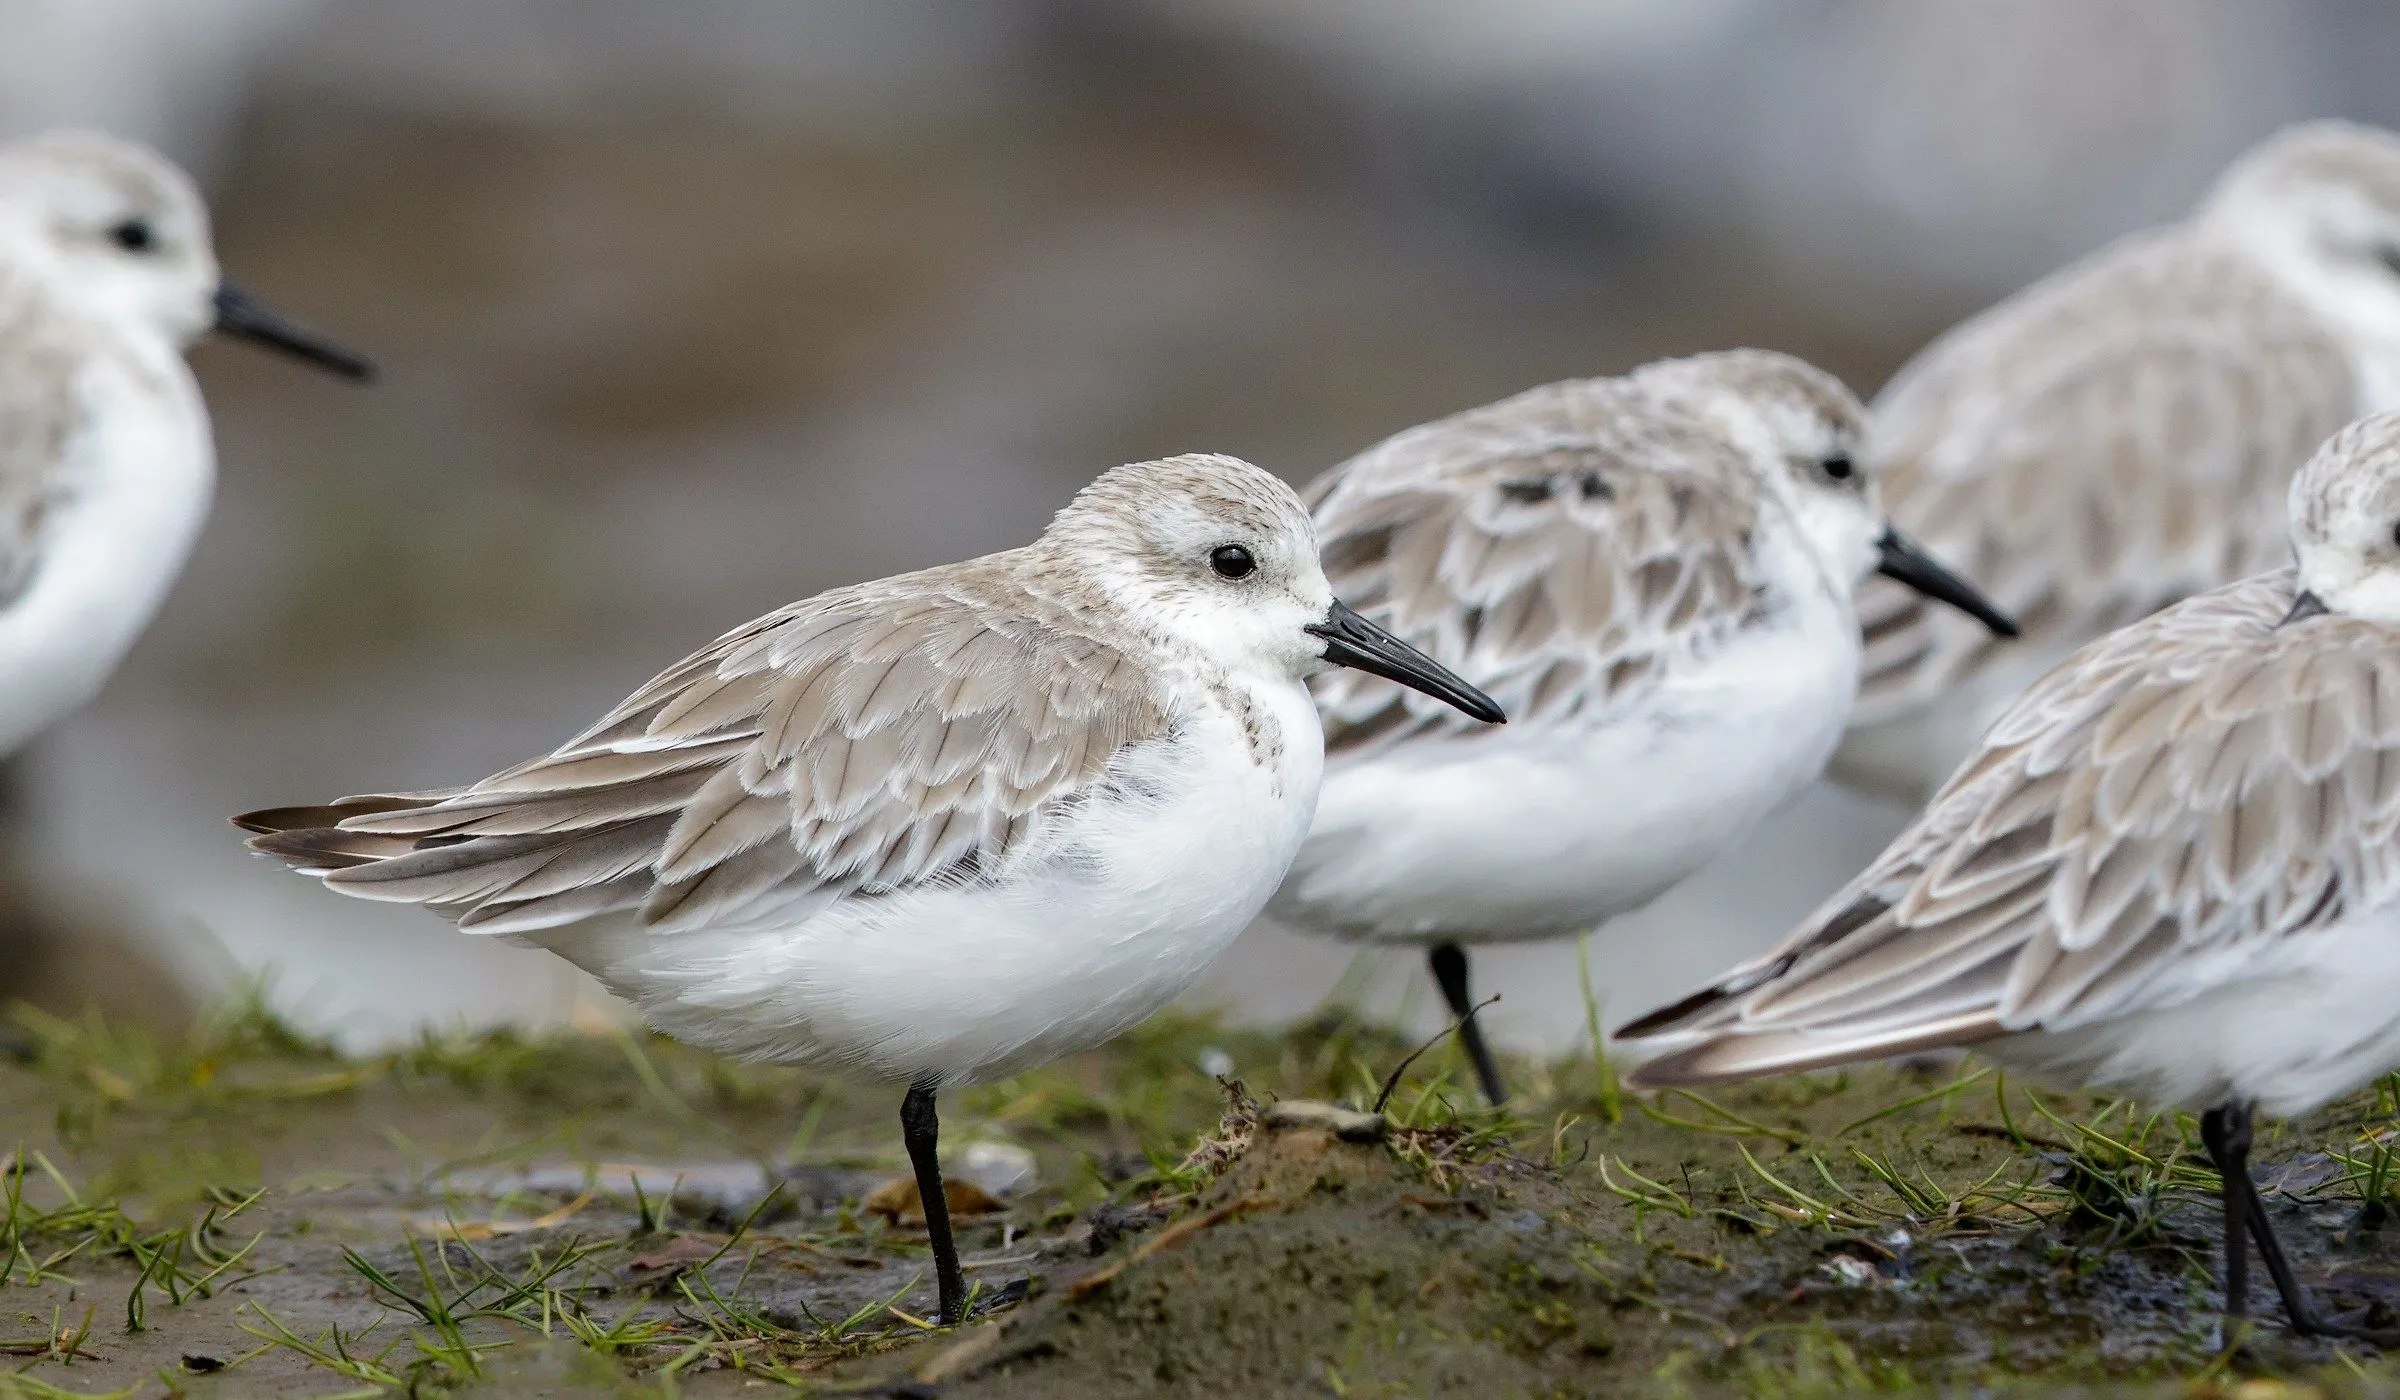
[233,794,449,873]
[1624,1010,2001,1089]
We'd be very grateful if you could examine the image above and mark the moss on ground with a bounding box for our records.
[0,994,2398,1396]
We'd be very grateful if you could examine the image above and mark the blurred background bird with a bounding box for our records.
[0,125,364,1025]
[10,0,2400,1058]
[1835,120,2400,806]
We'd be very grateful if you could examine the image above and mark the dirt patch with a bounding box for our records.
[3,1003,2400,1396]
[868,1071,2400,1398]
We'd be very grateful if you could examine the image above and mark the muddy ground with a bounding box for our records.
[4,1001,2400,1397]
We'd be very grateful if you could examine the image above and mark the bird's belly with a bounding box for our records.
[1275,623,1854,946]
[0,368,210,756]
[1990,900,2400,1119]
[539,692,1323,1085]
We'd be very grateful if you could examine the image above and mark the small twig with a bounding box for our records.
[1374,995,1499,1114]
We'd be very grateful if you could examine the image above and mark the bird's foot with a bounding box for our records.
[2288,1303,2400,1349]
[968,1276,1031,1319]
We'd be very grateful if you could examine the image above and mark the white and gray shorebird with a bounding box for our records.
[0,129,369,760]
[1624,411,2400,1343]
[1267,350,2016,1104]
[1839,118,2400,802]
[233,452,1502,1326]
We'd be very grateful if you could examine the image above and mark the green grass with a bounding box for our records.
[8,986,2400,1395]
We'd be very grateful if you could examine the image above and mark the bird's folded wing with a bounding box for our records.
[1306,381,1770,757]
[1627,570,2400,1082]
[239,580,1173,935]
[1851,235,2356,727]
[0,269,84,608]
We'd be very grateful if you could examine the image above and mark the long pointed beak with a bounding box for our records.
[212,283,375,381]
[1875,527,2017,638]
[1307,599,1505,724]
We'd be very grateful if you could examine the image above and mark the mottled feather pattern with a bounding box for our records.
[0,263,84,606]
[1632,569,2400,1066]
[1307,377,1771,756]
[246,556,1177,936]
[1852,233,2357,724]
[2287,414,2400,544]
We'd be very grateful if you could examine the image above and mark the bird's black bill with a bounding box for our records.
[212,284,374,381]
[1875,527,2017,637]
[1308,599,1505,724]
[2278,589,2330,628]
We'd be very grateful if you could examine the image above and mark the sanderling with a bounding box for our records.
[1267,351,2015,1104]
[1623,411,2400,1342]
[1839,119,2400,802]
[0,129,369,758]
[233,452,1502,1325]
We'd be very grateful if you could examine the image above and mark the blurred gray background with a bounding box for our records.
[5,0,2396,1052]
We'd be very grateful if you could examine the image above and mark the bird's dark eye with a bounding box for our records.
[1821,454,1855,482]
[108,219,156,253]
[1210,545,1256,580]
[2390,518,2400,549]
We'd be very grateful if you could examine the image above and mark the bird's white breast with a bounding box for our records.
[1274,577,1860,946]
[530,671,1326,1085]
[0,333,210,757]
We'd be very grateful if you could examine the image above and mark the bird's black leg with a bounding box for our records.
[0,753,44,1055]
[901,1077,968,1326]
[2209,1100,2400,1346]
[2230,1104,2400,1344]
[1428,943,1506,1106]
[2199,1104,2252,1328]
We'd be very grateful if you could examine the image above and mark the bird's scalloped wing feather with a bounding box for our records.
[240,572,1174,935]
[1307,380,1772,757]
[1628,570,2400,1084]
